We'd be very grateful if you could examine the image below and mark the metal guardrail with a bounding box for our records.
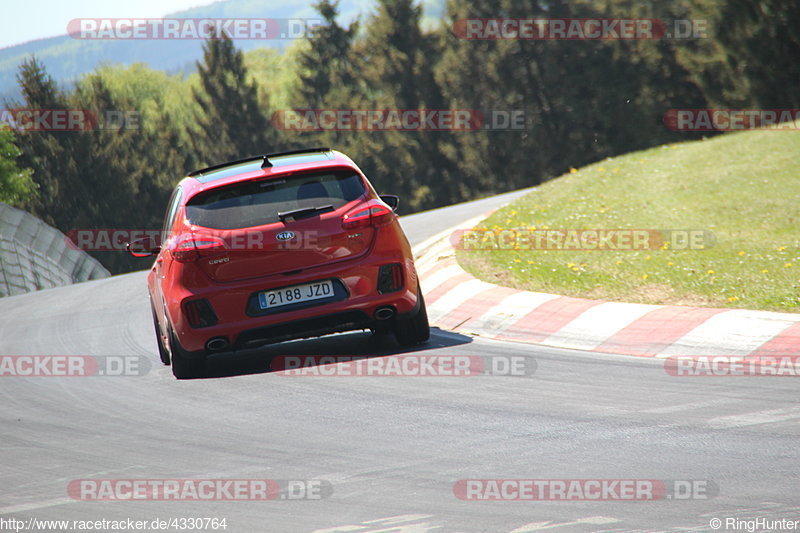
[0,203,110,297]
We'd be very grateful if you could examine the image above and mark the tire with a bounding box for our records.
[393,289,430,346]
[151,305,170,366]
[169,326,206,379]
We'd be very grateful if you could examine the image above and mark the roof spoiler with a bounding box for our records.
[188,147,332,177]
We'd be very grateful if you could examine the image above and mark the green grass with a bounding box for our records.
[456,124,800,312]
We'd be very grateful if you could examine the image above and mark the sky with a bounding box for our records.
[2,0,213,49]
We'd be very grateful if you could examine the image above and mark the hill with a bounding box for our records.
[0,0,445,101]
[456,124,800,312]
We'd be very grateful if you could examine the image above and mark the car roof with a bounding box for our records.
[178,148,361,200]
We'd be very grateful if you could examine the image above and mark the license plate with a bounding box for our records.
[258,280,335,310]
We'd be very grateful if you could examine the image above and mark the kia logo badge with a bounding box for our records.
[276,231,296,241]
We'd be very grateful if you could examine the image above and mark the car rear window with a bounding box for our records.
[185,170,366,229]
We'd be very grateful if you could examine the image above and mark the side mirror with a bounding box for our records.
[380,194,400,212]
[127,236,160,258]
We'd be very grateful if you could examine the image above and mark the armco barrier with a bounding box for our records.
[0,203,109,297]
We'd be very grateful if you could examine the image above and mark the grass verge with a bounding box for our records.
[456,125,800,312]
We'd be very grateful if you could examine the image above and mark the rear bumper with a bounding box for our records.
[236,292,421,349]
[168,254,419,353]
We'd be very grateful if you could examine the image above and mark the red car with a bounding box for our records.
[129,148,429,379]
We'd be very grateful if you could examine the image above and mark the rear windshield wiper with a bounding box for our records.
[278,204,334,222]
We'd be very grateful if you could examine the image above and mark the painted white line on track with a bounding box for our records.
[311,514,438,533]
[510,516,621,532]
[708,406,800,428]
[362,514,434,525]
[0,497,74,515]
[643,398,732,414]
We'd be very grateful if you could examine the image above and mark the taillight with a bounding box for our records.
[184,298,218,328]
[172,235,226,263]
[342,199,394,229]
[377,263,404,294]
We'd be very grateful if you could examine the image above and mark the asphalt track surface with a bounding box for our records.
[1,188,798,533]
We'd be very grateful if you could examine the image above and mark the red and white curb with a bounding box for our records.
[412,215,800,358]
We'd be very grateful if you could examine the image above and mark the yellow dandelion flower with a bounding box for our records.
[514,259,521,263]
[707,269,715,275]
[598,167,606,172]
[668,261,674,266]
[615,260,622,265]
[785,262,792,268]
[567,263,575,268]
[527,260,534,265]
[728,296,738,302]
[645,255,651,261]
[761,269,768,274]
[738,251,745,256]
[569,167,577,174]
[642,274,649,280]
[778,246,786,251]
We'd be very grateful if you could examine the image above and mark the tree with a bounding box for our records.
[0,129,35,206]
[343,0,458,211]
[680,0,800,108]
[71,69,197,274]
[436,0,708,200]
[11,58,196,274]
[435,0,568,196]
[293,0,359,110]
[288,1,361,151]
[193,34,280,163]
[12,56,88,229]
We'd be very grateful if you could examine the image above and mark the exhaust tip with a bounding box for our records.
[374,306,396,321]
[206,337,230,352]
